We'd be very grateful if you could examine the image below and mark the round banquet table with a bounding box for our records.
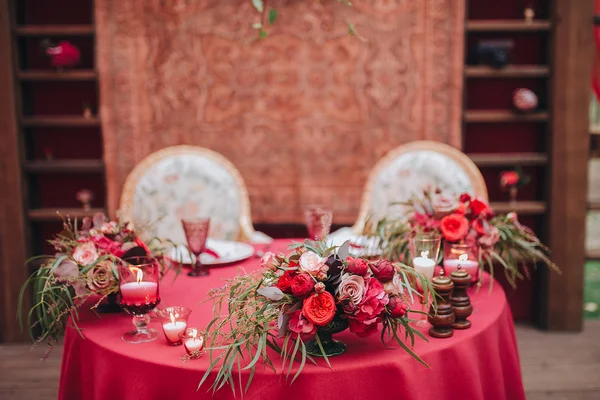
[58,239,526,400]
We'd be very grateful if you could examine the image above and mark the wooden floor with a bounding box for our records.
[1,321,599,399]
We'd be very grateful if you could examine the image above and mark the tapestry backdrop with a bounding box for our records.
[96,0,465,224]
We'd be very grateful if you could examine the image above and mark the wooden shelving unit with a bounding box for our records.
[21,115,100,127]
[469,152,548,166]
[14,25,95,36]
[28,208,105,221]
[466,19,551,32]
[464,110,549,122]
[24,160,105,173]
[465,65,550,78]
[18,70,97,81]
[587,249,600,261]
[490,201,547,215]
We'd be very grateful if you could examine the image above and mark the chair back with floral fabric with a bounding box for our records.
[119,145,266,244]
[353,141,488,233]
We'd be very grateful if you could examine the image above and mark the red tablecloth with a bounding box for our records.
[59,239,526,400]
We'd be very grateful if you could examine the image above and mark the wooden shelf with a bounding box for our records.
[466,19,551,32]
[587,249,600,260]
[28,208,105,221]
[490,201,547,215]
[464,110,549,122]
[24,160,105,173]
[18,70,97,81]
[14,25,95,36]
[469,153,548,167]
[589,202,600,211]
[21,115,100,127]
[465,65,550,78]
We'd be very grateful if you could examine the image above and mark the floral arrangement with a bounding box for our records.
[372,187,559,286]
[41,39,81,68]
[199,240,433,395]
[18,213,168,349]
[500,167,530,203]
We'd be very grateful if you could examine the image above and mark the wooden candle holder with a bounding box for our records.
[427,273,455,339]
[450,267,473,329]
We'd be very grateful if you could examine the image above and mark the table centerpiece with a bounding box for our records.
[199,239,434,395]
[18,212,172,353]
[370,187,560,287]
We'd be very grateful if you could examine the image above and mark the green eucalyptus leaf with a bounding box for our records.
[269,9,277,25]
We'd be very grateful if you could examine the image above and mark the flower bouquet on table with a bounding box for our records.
[18,213,170,351]
[372,187,560,287]
[199,240,434,395]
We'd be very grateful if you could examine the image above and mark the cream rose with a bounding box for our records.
[432,193,458,219]
[73,241,99,266]
[383,273,404,296]
[260,252,278,271]
[86,261,116,293]
[299,251,326,276]
[336,273,365,305]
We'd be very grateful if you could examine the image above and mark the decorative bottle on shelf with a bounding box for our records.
[427,271,455,339]
[449,266,473,329]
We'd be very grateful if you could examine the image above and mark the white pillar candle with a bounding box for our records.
[443,259,479,277]
[162,321,187,343]
[120,282,158,304]
[412,256,436,281]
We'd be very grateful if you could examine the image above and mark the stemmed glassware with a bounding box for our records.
[181,218,211,277]
[118,256,161,343]
[304,205,333,241]
[409,234,442,327]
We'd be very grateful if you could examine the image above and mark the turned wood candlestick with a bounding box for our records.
[427,272,455,339]
[450,266,473,329]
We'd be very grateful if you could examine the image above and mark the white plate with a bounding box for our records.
[168,239,254,266]
[327,228,383,258]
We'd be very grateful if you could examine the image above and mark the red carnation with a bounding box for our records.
[370,260,395,282]
[277,271,296,293]
[291,273,316,297]
[347,257,369,276]
[459,193,472,203]
[500,171,520,188]
[470,198,491,218]
[440,214,469,242]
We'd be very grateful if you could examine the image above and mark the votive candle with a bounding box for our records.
[120,282,159,305]
[180,328,204,359]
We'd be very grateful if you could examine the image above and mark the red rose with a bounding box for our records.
[500,171,520,188]
[370,260,395,282]
[277,271,296,293]
[347,257,369,276]
[348,318,378,338]
[302,292,336,326]
[388,296,408,318]
[47,41,81,68]
[470,198,491,218]
[471,218,489,236]
[291,273,316,297]
[459,193,472,203]
[440,214,469,242]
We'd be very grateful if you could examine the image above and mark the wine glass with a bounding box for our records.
[304,205,333,241]
[409,234,442,327]
[181,218,211,277]
[118,256,161,343]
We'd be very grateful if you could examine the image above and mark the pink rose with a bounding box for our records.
[432,193,457,219]
[478,227,500,249]
[348,318,378,338]
[507,212,518,223]
[99,221,119,235]
[347,257,369,276]
[370,260,395,282]
[287,310,316,335]
[336,273,365,305]
[260,252,278,271]
[353,278,389,322]
[53,257,79,282]
[299,251,326,276]
[73,241,99,266]
[315,282,326,294]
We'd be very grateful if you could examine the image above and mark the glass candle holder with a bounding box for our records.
[118,256,161,343]
[443,242,480,285]
[304,205,333,241]
[181,217,211,277]
[179,328,204,359]
[155,306,192,346]
[408,234,441,327]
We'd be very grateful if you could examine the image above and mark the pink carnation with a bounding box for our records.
[352,278,389,322]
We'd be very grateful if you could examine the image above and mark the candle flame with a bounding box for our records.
[170,312,176,324]
[129,266,144,283]
[420,250,429,259]
[459,254,468,262]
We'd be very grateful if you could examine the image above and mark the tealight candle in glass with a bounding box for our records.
[443,242,480,285]
[155,306,191,346]
[409,234,441,327]
[179,328,204,359]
